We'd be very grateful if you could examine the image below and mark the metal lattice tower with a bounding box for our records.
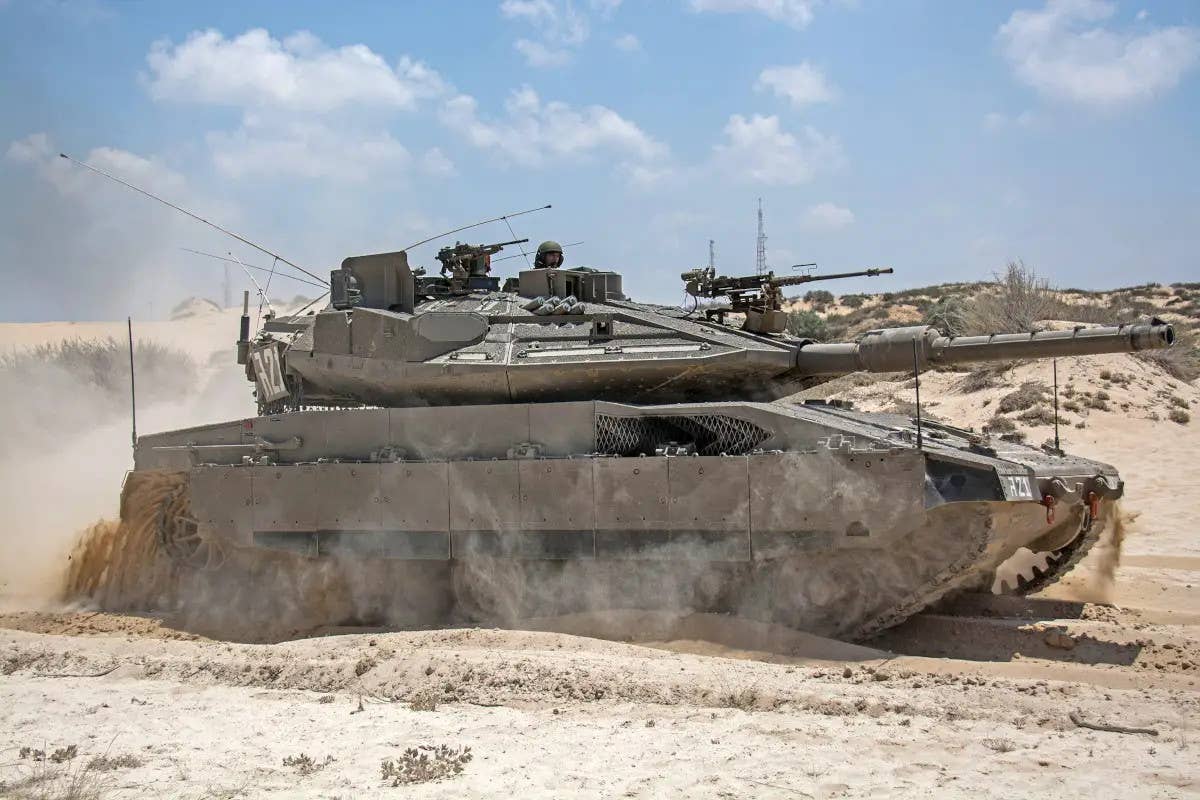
[755,198,768,275]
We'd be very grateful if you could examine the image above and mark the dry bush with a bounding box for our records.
[986,415,1017,433]
[1018,405,1057,425]
[1,756,113,800]
[983,738,1017,753]
[1137,325,1200,382]
[409,689,439,712]
[0,338,194,405]
[968,261,1058,334]
[282,753,334,776]
[380,745,472,786]
[719,687,760,711]
[1169,408,1191,425]
[924,294,970,336]
[960,361,1017,392]
[84,755,142,772]
[997,382,1048,414]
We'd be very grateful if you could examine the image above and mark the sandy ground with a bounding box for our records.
[1,308,1198,798]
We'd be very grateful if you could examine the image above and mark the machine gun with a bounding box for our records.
[681,265,894,334]
[435,238,528,293]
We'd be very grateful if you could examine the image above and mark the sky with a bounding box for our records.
[1,0,1198,321]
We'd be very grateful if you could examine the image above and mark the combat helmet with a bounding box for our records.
[534,240,564,269]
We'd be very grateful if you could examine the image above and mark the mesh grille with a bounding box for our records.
[596,413,770,456]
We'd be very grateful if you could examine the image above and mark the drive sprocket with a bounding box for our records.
[156,484,226,571]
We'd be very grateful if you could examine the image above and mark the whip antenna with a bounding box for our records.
[403,204,551,251]
[59,153,325,284]
[181,248,327,290]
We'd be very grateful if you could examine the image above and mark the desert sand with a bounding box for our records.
[1,300,1197,798]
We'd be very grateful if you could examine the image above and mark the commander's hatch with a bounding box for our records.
[519,268,625,302]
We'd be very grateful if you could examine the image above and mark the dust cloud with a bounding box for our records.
[0,337,249,610]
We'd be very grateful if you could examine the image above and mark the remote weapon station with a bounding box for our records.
[69,155,1174,638]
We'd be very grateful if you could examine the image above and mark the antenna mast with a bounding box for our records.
[708,239,716,269]
[755,198,768,275]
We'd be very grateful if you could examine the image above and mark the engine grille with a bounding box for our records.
[595,413,771,456]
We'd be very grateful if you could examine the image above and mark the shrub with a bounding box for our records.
[1018,404,1057,425]
[967,261,1057,334]
[1137,325,1200,382]
[786,310,829,341]
[86,754,143,772]
[803,290,835,305]
[1169,408,1190,425]
[381,745,472,786]
[924,295,970,337]
[998,382,1048,414]
[283,753,334,776]
[986,415,1016,433]
[960,362,1015,393]
[841,294,866,309]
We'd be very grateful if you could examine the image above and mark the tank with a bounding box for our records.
[128,242,1173,638]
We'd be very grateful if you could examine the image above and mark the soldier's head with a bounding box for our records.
[534,240,563,269]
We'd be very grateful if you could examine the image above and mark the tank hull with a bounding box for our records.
[132,401,1120,638]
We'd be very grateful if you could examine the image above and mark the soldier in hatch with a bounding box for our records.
[534,240,564,269]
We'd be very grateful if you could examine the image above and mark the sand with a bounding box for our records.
[1,306,1198,797]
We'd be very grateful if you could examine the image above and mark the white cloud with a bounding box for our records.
[440,85,666,167]
[4,133,236,319]
[207,117,410,182]
[756,63,836,108]
[614,32,641,52]
[500,0,555,21]
[590,0,622,16]
[713,114,842,185]
[420,147,456,177]
[514,38,574,67]
[622,162,675,189]
[144,28,446,112]
[983,110,1035,131]
[802,201,854,231]
[7,132,187,197]
[501,0,589,67]
[689,0,819,30]
[997,0,1200,107]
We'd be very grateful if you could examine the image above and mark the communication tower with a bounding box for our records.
[755,198,768,275]
[708,239,716,269]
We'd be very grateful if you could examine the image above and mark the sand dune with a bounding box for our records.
[0,305,1197,798]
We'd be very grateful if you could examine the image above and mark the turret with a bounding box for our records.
[793,321,1175,376]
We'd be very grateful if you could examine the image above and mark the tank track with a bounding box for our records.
[1009,507,1107,596]
[126,475,1109,641]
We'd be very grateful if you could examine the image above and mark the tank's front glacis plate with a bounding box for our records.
[134,399,1121,639]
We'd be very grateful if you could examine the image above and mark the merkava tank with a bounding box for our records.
[126,237,1175,639]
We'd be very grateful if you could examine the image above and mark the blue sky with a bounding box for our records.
[1,0,1198,321]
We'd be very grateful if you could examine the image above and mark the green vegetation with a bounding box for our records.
[785,310,829,341]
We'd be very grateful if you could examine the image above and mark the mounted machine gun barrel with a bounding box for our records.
[681,266,894,334]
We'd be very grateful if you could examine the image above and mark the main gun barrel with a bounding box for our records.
[793,321,1175,376]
